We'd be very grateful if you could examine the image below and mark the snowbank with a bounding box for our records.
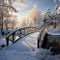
[0,32,60,60]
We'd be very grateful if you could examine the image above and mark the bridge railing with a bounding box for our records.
[37,26,45,48]
[6,27,40,46]
[37,24,48,48]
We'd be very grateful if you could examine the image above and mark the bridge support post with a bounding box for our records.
[37,40,40,48]
[12,33,15,43]
[6,38,9,46]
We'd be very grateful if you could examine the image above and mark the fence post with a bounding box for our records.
[19,29,21,37]
[12,33,15,43]
[6,37,9,46]
[37,40,40,48]
[24,28,25,35]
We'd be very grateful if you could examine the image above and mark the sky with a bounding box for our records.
[13,0,60,19]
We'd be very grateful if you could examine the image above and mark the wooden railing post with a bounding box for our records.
[6,37,9,46]
[37,40,40,48]
[19,29,21,37]
[12,33,15,43]
[24,28,25,35]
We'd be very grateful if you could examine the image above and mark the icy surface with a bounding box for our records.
[0,32,60,60]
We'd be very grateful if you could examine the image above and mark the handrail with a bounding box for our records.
[37,26,46,48]
[6,27,40,46]
[37,27,45,41]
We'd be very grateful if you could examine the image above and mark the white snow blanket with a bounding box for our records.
[0,32,60,60]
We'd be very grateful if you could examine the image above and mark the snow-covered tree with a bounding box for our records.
[44,8,51,18]
[27,5,43,28]
[53,5,59,13]
[0,0,17,31]
[43,8,51,24]
[53,5,60,20]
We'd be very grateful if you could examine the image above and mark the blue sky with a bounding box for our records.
[13,0,60,19]
[24,0,60,12]
[37,0,60,12]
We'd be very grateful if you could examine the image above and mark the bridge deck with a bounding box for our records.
[5,32,39,51]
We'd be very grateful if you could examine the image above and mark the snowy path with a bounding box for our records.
[0,32,60,60]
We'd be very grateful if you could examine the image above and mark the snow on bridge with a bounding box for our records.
[5,32,39,51]
[0,32,60,60]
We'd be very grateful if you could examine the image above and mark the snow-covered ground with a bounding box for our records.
[0,32,60,60]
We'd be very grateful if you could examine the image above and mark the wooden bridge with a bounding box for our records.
[6,27,40,46]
